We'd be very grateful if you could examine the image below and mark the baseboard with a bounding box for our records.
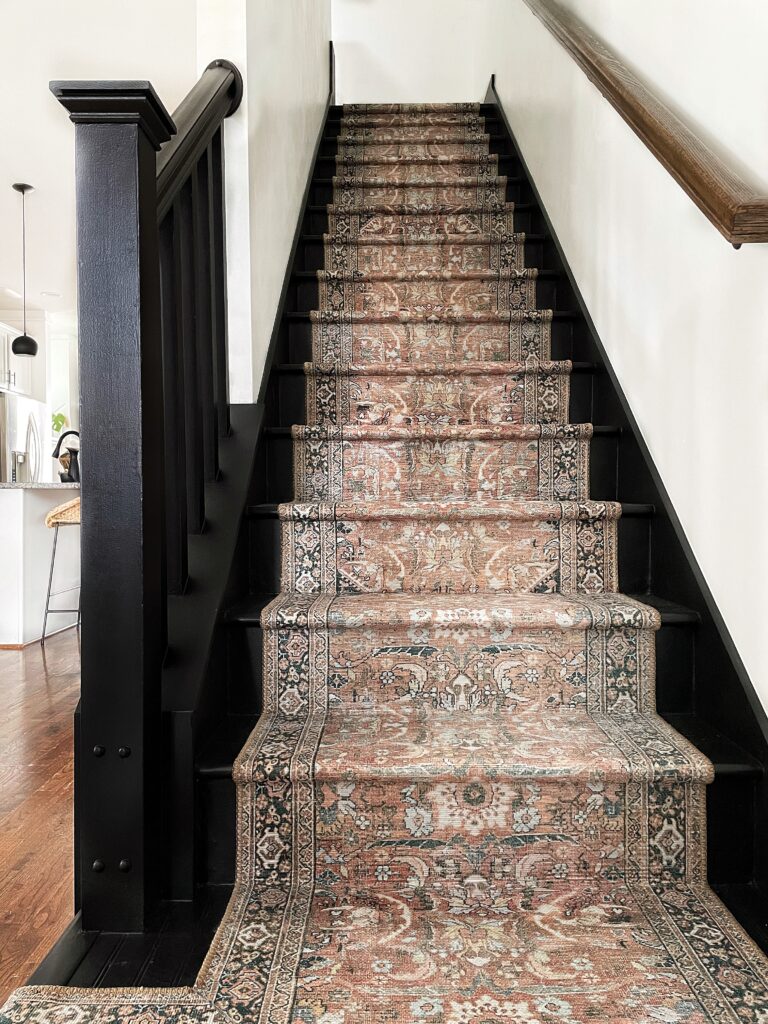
[0,624,78,649]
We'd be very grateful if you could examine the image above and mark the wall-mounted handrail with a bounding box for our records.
[51,60,241,931]
[521,0,768,245]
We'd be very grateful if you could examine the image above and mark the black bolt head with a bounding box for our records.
[92,859,105,873]
[119,859,132,873]
[118,746,131,758]
[93,745,106,757]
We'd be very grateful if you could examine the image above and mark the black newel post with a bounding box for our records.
[51,81,176,930]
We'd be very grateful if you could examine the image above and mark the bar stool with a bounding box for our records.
[42,496,81,646]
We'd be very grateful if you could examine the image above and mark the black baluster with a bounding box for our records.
[209,129,230,437]
[159,211,189,593]
[192,157,218,481]
[175,185,205,533]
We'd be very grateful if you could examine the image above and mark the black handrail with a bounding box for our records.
[52,61,241,931]
[157,60,242,220]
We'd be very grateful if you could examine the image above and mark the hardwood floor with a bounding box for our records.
[0,629,79,1004]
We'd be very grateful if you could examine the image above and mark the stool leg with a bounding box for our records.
[42,525,59,647]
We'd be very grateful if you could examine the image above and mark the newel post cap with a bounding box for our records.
[50,80,176,150]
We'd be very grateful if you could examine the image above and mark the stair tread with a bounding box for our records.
[293,422,592,439]
[196,711,759,783]
[628,593,700,623]
[278,498,621,521]
[305,358,570,375]
[226,591,692,630]
[663,714,762,776]
[259,590,661,631]
[196,716,257,777]
[328,177,516,188]
[316,232,530,244]
[334,155,501,164]
[247,499,652,517]
[266,424,618,435]
[325,202,514,214]
[236,705,711,784]
[312,267,541,280]
[277,360,597,371]
[308,309,555,322]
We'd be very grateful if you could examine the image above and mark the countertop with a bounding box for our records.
[0,482,80,489]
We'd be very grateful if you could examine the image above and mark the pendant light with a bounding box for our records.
[10,183,38,358]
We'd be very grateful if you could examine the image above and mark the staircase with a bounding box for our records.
[9,99,768,1021]
[235,101,767,1017]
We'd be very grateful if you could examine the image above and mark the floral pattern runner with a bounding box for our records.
[4,103,768,1024]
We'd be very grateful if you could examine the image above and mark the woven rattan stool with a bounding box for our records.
[42,496,81,645]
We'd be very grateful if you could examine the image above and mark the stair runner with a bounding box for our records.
[5,102,768,1024]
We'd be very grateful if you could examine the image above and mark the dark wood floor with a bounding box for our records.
[0,629,80,1004]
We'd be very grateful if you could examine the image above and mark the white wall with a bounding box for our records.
[481,0,768,706]
[332,0,487,103]
[244,1,332,398]
[198,0,332,400]
[0,0,198,326]
[1,0,332,405]
[329,0,768,706]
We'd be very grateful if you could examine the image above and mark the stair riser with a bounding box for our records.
[297,275,559,315]
[315,274,538,318]
[305,368,569,427]
[298,236,544,273]
[224,619,693,719]
[331,139,504,158]
[339,113,487,128]
[329,180,508,210]
[264,617,655,716]
[273,771,705,893]
[310,316,552,363]
[291,315,566,363]
[247,508,652,596]
[306,205,542,236]
[260,431,617,504]
[323,238,525,275]
[326,208,518,238]
[322,154,518,178]
[338,127,490,143]
[292,434,590,502]
[279,513,618,595]
[325,134,512,153]
[334,162,501,183]
[313,181,530,208]
[203,769,733,890]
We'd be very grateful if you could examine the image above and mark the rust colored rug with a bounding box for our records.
[4,102,768,1024]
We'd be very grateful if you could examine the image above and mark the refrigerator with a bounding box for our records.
[0,392,49,484]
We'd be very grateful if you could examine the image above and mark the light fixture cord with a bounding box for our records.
[21,189,27,336]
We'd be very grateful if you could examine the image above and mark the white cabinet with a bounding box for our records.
[0,323,34,395]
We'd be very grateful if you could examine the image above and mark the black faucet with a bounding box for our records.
[52,430,80,483]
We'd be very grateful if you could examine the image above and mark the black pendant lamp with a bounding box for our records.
[11,183,38,357]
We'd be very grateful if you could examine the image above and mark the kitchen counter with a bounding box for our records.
[0,481,80,489]
[0,485,80,645]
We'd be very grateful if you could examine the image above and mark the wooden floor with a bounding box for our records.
[0,629,80,1004]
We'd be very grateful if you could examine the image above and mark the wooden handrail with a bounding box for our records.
[521,0,768,245]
